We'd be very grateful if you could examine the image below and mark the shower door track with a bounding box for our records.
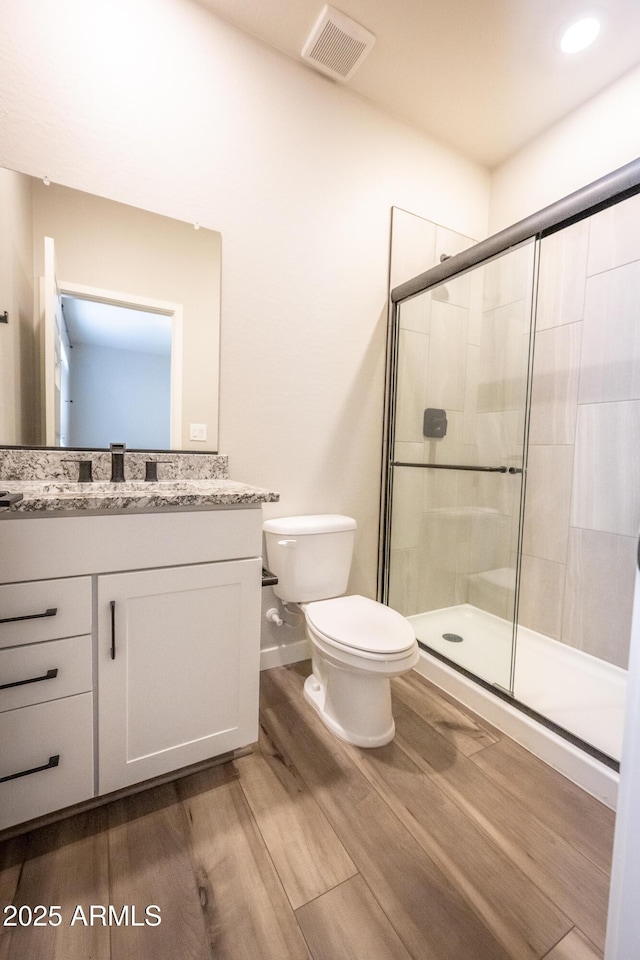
[418,642,620,772]
[390,156,640,304]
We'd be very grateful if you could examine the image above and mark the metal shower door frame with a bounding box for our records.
[378,157,640,666]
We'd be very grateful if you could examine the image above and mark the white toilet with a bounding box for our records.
[262,514,419,747]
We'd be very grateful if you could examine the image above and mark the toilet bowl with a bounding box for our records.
[262,515,419,747]
[302,594,419,746]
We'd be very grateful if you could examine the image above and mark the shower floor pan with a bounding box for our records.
[409,603,626,764]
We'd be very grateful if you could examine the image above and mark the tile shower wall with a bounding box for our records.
[389,209,475,617]
[389,208,533,621]
[468,244,533,619]
[519,194,640,669]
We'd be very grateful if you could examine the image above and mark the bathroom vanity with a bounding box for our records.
[0,452,278,832]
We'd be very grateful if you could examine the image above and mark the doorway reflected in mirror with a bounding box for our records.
[0,166,220,451]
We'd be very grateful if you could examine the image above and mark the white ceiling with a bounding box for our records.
[195,0,640,168]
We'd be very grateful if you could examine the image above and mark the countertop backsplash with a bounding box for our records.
[0,449,229,482]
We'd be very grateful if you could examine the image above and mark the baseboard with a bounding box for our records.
[260,638,310,670]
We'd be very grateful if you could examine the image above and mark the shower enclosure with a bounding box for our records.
[380,159,640,769]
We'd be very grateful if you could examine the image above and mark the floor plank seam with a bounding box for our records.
[345,869,419,960]
[285,706,519,957]
[390,702,556,870]
[235,765,302,911]
[1,850,25,918]
[174,787,216,960]
[233,757,327,960]
[359,757,574,960]
[290,872,359,913]
[233,754,366,960]
[466,747,614,879]
[261,679,516,960]
[275,667,610,957]
[391,702,611,951]
[539,926,575,959]
[0,666,611,960]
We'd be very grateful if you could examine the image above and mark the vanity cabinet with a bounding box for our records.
[97,558,261,794]
[0,579,94,831]
[0,507,264,832]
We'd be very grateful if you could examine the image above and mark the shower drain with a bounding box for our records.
[442,632,464,643]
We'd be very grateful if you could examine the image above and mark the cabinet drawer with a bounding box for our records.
[0,636,92,713]
[0,693,94,830]
[0,578,91,650]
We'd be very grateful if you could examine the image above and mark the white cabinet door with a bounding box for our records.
[97,559,261,794]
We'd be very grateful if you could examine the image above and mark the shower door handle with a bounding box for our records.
[392,462,525,474]
[393,462,509,473]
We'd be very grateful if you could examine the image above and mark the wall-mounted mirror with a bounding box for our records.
[0,166,221,451]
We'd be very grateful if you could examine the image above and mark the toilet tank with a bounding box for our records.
[263,515,356,603]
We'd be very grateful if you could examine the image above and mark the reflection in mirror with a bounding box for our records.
[60,296,173,449]
[0,167,221,451]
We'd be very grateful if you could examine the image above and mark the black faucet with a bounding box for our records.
[62,459,93,482]
[110,443,126,482]
[144,459,170,482]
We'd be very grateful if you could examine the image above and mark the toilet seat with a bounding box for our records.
[304,595,416,657]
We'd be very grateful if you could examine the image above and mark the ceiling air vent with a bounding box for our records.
[301,5,375,82]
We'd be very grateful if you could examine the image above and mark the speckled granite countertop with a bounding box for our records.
[0,479,279,514]
[0,450,279,515]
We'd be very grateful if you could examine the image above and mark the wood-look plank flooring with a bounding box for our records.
[0,663,614,959]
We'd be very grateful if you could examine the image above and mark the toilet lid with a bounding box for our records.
[304,595,416,655]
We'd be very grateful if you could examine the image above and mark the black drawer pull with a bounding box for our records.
[0,754,60,783]
[0,668,58,691]
[110,601,116,660]
[0,607,58,625]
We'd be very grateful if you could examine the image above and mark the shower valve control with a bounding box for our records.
[423,408,448,438]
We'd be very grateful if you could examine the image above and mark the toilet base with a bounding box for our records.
[303,659,396,748]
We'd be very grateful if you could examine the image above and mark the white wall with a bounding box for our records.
[0,0,489,611]
[68,343,171,449]
[490,63,640,231]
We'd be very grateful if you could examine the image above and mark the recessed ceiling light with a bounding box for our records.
[560,16,601,53]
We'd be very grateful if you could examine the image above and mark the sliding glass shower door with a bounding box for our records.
[386,239,536,692]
